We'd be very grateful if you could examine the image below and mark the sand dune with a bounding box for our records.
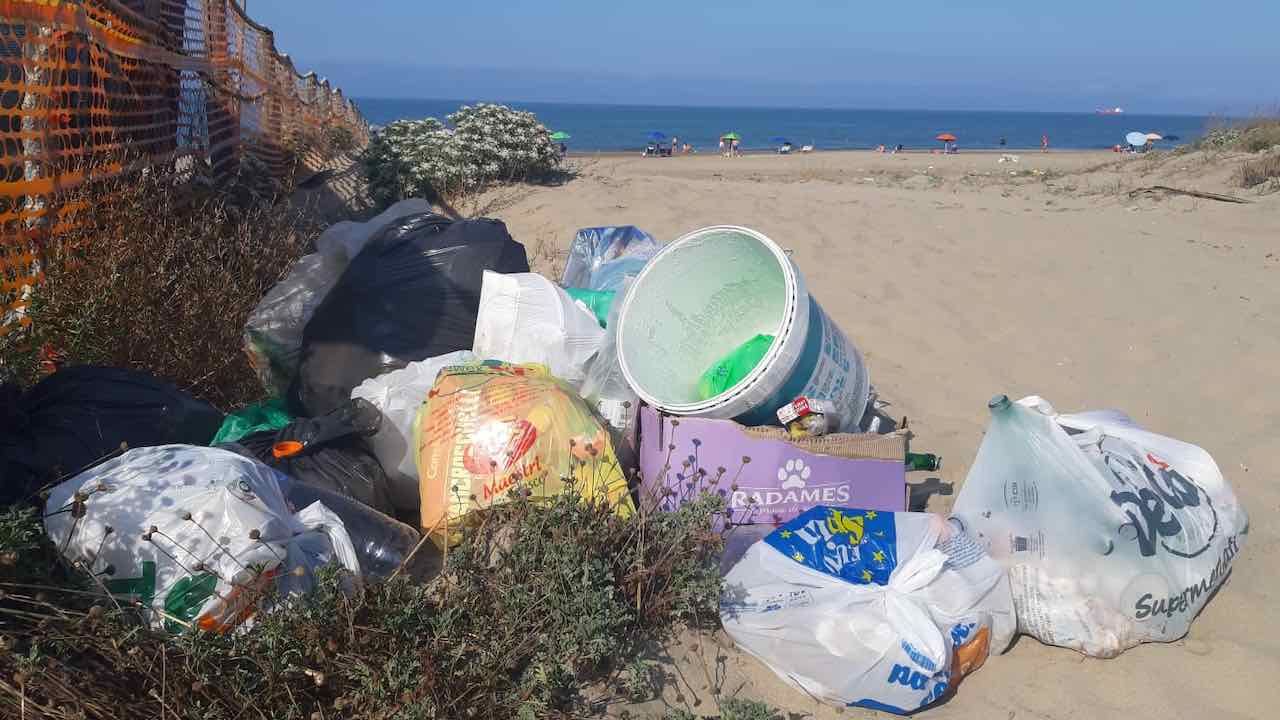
[468,148,1279,719]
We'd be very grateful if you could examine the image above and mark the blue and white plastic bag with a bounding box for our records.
[721,507,1015,714]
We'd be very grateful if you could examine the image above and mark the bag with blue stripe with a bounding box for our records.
[720,507,1015,714]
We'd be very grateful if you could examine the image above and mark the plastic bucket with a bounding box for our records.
[616,226,869,431]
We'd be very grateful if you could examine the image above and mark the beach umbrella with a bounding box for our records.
[722,132,741,141]
[550,131,570,141]
[771,136,790,143]
[648,131,667,141]
[1145,133,1163,141]
[936,133,957,142]
[1125,131,1148,146]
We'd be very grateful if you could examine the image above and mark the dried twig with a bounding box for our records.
[1128,185,1252,204]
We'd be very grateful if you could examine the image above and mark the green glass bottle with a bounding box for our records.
[905,452,941,471]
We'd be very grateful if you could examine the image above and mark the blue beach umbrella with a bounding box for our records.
[771,136,790,143]
[648,131,667,140]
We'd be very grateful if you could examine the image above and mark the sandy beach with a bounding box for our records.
[465,148,1280,719]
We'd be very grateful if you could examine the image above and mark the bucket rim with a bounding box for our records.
[616,224,803,417]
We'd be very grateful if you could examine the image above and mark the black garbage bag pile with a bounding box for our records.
[228,398,396,515]
[289,213,529,417]
[0,366,224,505]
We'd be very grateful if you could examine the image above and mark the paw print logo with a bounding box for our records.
[778,459,811,489]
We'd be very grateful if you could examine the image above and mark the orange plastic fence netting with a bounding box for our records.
[0,0,367,330]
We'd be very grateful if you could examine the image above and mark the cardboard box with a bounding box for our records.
[638,405,907,525]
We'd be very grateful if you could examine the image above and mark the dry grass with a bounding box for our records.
[0,484,729,719]
[1237,153,1280,190]
[0,159,320,410]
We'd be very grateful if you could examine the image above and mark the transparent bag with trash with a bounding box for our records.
[350,350,477,511]
[243,199,435,396]
[721,506,1015,715]
[561,225,660,292]
[580,278,638,448]
[43,445,361,633]
[951,395,1249,658]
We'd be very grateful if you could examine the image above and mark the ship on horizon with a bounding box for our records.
[1095,107,1125,115]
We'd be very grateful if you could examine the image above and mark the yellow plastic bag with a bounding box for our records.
[415,362,631,538]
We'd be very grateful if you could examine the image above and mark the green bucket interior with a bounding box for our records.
[619,228,789,406]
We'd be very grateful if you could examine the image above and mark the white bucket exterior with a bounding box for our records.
[616,226,868,431]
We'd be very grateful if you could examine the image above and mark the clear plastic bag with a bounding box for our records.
[951,395,1248,657]
[561,225,660,292]
[580,278,639,446]
[243,199,438,397]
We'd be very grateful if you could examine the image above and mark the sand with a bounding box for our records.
[464,147,1280,719]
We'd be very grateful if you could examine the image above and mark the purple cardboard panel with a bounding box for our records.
[638,406,906,525]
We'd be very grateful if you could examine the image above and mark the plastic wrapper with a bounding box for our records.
[414,363,632,539]
[43,445,360,633]
[721,506,1015,714]
[211,398,292,446]
[951,395,1249,657]
[564,287,616,327]
[350,351,477,510]
[697,334,774,401]
[561,225,660,292]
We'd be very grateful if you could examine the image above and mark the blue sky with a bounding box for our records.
[250,1,1278,114]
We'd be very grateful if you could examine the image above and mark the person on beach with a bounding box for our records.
[732,138,741,156]
[999,136,1007,147]
[1041,134,1049,153]
[719,137,726,156]
[672,136,679,156]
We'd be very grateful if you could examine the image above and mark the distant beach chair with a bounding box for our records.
[800,144,814,153]
[778,142,793,154]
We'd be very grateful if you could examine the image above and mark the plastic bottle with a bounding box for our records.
[278,476,420,580]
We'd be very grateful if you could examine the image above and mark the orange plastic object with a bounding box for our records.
[271,440,305,459]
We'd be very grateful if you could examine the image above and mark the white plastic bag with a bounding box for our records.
[472,271,604,385]
[44,445,360,633]
[951,395,1248,657]
[244,199,436,395]
[350,350,476,510]
[721,507,1015,714]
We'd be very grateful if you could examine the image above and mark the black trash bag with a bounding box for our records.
[290,213,529,416]
[0,366,224,505]
[233,398,396,515]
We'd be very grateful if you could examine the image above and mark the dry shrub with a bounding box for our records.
[0,485,728,719]
[5,163,318,409]
[1237,153,1280,189]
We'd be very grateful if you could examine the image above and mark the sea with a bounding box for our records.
[356,98,1214,153]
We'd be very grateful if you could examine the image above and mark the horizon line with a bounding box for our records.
[349,96,1223,119]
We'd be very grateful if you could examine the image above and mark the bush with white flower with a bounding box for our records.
[363,103,561,206]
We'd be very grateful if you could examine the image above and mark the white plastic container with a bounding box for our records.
[615,226,869,431]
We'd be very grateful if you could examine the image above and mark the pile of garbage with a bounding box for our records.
[2,207,1248,715]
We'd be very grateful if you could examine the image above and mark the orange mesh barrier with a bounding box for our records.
[0,0,366,329]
